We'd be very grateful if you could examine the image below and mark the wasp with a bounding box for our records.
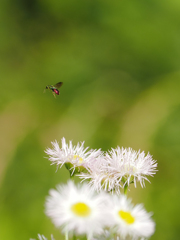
[45,82,63,98]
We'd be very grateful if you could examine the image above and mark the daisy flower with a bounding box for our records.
[30,234,55,240]
[108,195,155,240]
[45,137,102,176]
[45,181,108,239]
[106,147,157,188]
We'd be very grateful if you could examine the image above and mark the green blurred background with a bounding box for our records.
[0,0,180,239]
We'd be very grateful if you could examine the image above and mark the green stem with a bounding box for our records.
[65,231,69,240]
[124,183,128,195]
[87,234,92,240]
[73,233,76,240]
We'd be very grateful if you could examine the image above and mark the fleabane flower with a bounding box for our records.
[108,195,155,240]
[45,181,108,239]
[79,147,157,194]
[30,234,55,240]
[45,137,102,176]
[106,147,157,188]
[79,156,122,194]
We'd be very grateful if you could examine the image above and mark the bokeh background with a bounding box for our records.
[0,0,180,239]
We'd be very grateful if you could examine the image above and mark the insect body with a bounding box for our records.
[45,82,63,97]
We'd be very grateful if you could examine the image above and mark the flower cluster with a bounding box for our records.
[45,181,155,240]
[45,138,157,194]
[31,137,157,240]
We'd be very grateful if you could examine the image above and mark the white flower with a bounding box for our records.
[45,181,108,239]
[79,156,122,194]
[106,147,157,188]
[108,195,155,240]
[79,147,157,194]
[30,234,55,240]
[45,138,102,175]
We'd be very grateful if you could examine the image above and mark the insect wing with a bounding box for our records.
[54,82,63,89]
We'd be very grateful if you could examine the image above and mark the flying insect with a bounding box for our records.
[45,82,63,98]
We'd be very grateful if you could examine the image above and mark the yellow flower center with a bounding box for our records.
[118,210,135,224]
[73,155,83,164]
[71,202,91,217]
